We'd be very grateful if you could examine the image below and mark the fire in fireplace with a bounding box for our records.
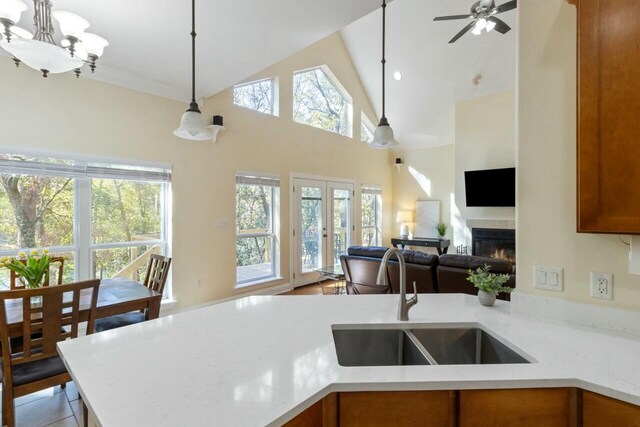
[471,228,515,263]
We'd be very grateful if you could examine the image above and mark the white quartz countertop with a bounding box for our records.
[57,294,640,427]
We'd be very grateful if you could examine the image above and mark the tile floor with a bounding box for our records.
[1,382,83,427]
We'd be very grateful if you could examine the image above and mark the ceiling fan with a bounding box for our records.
[434,0,517,44]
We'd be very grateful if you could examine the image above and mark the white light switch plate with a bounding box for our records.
[533,266,564,292]
[630,237,640,275]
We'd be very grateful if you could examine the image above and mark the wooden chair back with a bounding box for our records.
[0,280,100,374]
[143,254,171,294]
[9,257,65,290]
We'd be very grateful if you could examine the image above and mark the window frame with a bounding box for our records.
[361,114,376,143]
[233,77,279,116]
[0,149,172,298]
[235,172,281,288]
[292,65,354,138]
[361,185,383,247]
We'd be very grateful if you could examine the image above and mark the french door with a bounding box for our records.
[292,178,354,287]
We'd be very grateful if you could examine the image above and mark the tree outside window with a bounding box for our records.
[233,78,276,115]
[293,67,352,137]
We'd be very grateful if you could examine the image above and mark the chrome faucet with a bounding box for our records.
[376,248,418,321]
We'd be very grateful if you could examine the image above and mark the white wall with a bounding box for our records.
[454,90,516,248]
[390,145,455,251]
[0,32,393,310]
[517,0,640,311]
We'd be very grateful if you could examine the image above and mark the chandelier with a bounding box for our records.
[0,0,108,77]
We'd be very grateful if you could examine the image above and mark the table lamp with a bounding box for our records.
[397,210,413,239]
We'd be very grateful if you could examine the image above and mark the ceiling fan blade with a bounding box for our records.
[449,20,477,44]
[434,14,474,21]
[493,0,517,14]
[488,16,511,34]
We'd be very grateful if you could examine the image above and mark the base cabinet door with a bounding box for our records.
[339,391,455,427]
[583,391,640,427]
[459,388,573,427]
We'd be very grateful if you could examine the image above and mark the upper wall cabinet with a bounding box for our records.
[576,0,640,234]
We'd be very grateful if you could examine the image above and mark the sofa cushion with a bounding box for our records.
[438,254,513,274]
[347,246,389,258]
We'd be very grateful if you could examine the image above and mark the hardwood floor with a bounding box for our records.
[283,280,346,295]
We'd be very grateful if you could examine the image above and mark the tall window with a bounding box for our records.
[293,66,353,137]
[236,173,280,286]
[0,153,171,295]
[361,114,375,143]
[233,78,277,115]
[361,186,382,247]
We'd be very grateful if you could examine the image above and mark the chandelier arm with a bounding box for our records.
[33,0,56,45]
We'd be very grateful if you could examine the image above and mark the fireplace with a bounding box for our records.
[472,228,515,263]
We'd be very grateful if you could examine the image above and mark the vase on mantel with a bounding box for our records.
[478,290,497,307]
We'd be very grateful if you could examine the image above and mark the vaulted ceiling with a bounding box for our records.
[341,0,517,149]
[5,0,383,100]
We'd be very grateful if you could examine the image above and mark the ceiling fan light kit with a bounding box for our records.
[434,0,517,44]
[0,0,108,77]
[370,0,399,149]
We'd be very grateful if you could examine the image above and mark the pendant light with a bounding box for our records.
[174,0,212,141]
[370,0,399,149]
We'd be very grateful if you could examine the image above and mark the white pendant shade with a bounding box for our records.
[370,124,399,149]
[0,37,83,73]
[81,32,108,57]
[0,0,27,23]
[52,11,89,39]
[8,25,32,39]
[173,109,213,141]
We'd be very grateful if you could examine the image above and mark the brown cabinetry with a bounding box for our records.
[286,389,640,426]
[583,391,640,427]
[577,0,640,233]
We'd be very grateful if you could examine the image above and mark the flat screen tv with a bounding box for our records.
[464,167,516,207]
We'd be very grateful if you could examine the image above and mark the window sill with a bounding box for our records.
[235,277,285,293]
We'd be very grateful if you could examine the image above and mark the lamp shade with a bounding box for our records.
[52,11,89,38]
[82,32,108,57]
[173,109,213,141]
[8,25,31,39]
[397,210,413,223]
[0,37,83,73]
[370,123,399,149]
[0,0,27,24]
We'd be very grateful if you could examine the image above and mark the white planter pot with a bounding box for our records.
[478,290,497,307]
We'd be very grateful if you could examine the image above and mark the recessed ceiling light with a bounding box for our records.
[393,71,402,81]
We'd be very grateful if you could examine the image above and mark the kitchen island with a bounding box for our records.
[57,294,640,426]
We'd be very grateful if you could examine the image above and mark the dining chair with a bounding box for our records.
[10,256,65,289]
[0,279,100,427]
[94,254,171,332]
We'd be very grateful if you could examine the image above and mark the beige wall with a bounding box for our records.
[517,0,640,310]
[454,90,516,247]
[0,32,393,309]
[391,146,454,250]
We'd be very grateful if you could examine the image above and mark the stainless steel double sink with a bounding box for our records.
[332,323,532,367]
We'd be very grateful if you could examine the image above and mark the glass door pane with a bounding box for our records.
[300,185,324,273]
[331,188,350,265]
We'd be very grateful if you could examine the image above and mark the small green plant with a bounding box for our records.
[0,249,51,288]
[435,222,447,237]
[466,264,513,295]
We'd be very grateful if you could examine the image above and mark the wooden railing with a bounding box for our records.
[114,245,162,280]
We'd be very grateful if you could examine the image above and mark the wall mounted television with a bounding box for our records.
[464,167,516,207]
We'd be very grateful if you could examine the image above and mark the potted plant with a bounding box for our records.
[0,249,52,289]
[435,223,447,240]
[466,264,513,306]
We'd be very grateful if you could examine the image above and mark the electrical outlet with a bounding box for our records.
[591,272,613,300]
[533,266,564,292]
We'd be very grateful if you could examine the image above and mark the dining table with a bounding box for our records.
[3,278,162,337]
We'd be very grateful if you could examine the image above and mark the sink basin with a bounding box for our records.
[332,329,430,367]
[410,327,530,365]
[332,324,531,367]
